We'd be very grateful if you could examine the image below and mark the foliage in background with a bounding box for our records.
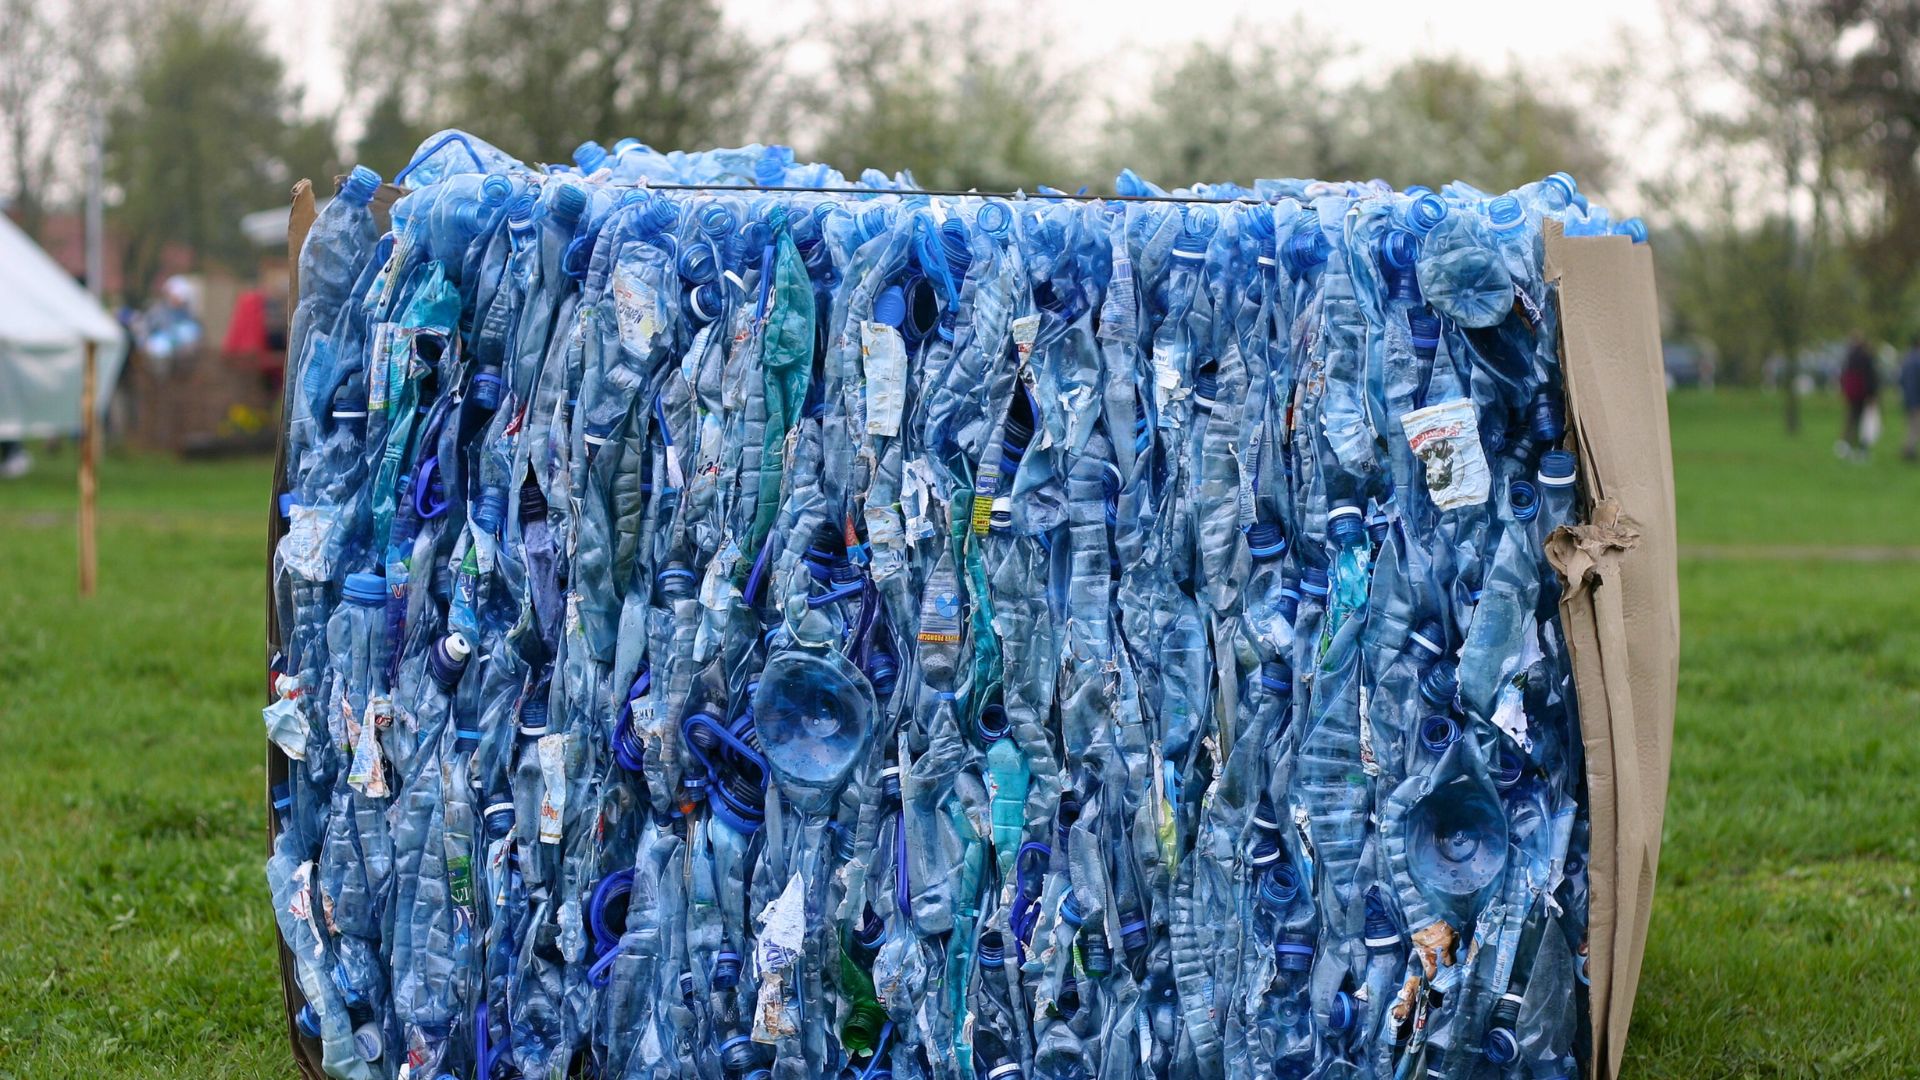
[107,0,338,302]
[341,0,765,173]
[1104,21,1357,187]
[792,6,1083,191]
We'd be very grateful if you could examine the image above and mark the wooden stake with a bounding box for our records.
[79,338,98,597]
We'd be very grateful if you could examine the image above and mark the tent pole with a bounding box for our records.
[79,339,98,597]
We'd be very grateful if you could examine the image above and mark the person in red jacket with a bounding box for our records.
[1838,333,1880,462]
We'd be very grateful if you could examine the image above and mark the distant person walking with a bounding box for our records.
[1838,333,1880,462]
[1901,336,1920,461]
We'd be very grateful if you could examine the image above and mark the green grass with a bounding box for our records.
[0,388,1916,1077]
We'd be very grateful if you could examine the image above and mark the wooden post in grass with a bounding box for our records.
[79,338,98,597]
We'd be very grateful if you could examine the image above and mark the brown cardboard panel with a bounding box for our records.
[1544,221,1680,1080]
[275,179,328,1080]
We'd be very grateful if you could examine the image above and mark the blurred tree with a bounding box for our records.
[0,0,125,241]
[1113,37,1609,194]
[343,0,764,168]
[794,7,1082,191]
[1107,21,1355,188]
[108,0,339,301]
[0,0,60,238]
[1670,0,1855,428]
[1349,59,1613,193]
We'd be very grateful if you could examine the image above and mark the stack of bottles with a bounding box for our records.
[267,129,1631,1080]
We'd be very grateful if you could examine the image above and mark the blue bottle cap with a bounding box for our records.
[713,947,742,989]
[339,165,381,207]
[295,1004,321,1039]
[1363,888,1400,949]
[1494,746,1526,790]
[687,281,724,324]
[1543,171,1579,210]
[1407,192,1448,234]
[1408,620,1445,659]
[1539,450,1577,487]
[520,695,549,736]
[1301,566,1330,599]
[473,489,507,535]
[1530,389,1565,444]
[873,285,907,329]
[1420,713,1461,754]
[941,218,974,282]
[1249,835,1282,868]
[550,183,588,228]
[1259,662,1291,696]
[1275,933,1315,972]
[678,240,719,284]
[1487,195,1526,233]
[1247,522,1287,561]
[1282,228,1330,276]
[1408,308,1441,354]
[1192,368,1219,408]
[278,493,296,518]
[1484,1026,1519,1064]
[353,1021,382,1061]
[470,368,503,410]
[429,632,471,691]
[1251,800,1281,833]
[484,801,515,838]
[1617,216,1649,244]
[1419,660,1458,708]
[479,174,512,206]
[1379,228,1420,271]
[1258,865,1299,908]
[573,140,608,174]
[1509,479,1539,523]
[976,703,1010,743]
[1328,504,1365,546]
[1059,890,1086,929]
[342,572,386,606]
[1329,990,1358,1033]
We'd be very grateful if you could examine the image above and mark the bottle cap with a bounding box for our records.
[1328,504,1364,545]
[353,1022,382,1061]
[1539,450,1577,487]
[1484,1026,1519,1064]
[1259,662,1291,696]
[1509,479,1539,523]
[1408,621,1445,660]
[1275,933,1315,972]
[873,284,908,329]
[1487,195,1525,233]
[1420,714,1460,754]
[1301,566,1330,599]
[1407,192,1448,234]
[1329,990,1358,1032]
[342,572,386,606]
[550,183,587,228]
[1247,522,1287,560]
[339,165,381,207]
[295,1004,321,1040]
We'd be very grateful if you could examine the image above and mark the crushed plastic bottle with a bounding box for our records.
[265,133,1617,1080]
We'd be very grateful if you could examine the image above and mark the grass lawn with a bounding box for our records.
[0,389,1916,1078]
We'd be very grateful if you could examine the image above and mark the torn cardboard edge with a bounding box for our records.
[264,194,1678,1080]
[1545,219,1679,1080]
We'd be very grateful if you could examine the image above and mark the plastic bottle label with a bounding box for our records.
[1401,398,1491,510]
[862,321,908,437]
[613,266,661,357]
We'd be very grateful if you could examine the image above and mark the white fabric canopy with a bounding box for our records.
[0,213,127,439]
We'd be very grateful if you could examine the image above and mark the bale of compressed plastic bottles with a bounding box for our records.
[264,129,1659,1080]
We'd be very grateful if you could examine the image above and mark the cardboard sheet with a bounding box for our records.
[1545,219,1680,1080]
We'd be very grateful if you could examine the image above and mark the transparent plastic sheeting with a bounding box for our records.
[266,130,1636,1080]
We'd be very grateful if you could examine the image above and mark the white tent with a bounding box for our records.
[0,212,127,439]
